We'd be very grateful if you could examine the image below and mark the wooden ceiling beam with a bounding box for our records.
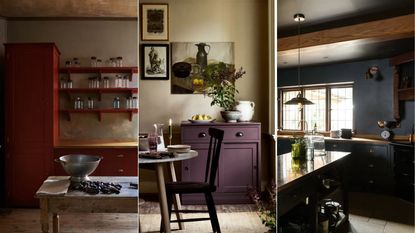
[278,14,414,51]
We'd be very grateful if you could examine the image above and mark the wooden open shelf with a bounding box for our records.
[59,88,138,100]
[398,87,414,100]
[59,67,138,74]
[60,108,138,121]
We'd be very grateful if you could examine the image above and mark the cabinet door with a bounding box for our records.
[218,143,258,193]
[5,44,58,207]
[182,143,209,183]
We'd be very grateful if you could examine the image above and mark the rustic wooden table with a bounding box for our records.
[35,176,138,233]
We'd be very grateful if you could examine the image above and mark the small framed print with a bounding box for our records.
[141,3,169,41]
[141,44,169,80]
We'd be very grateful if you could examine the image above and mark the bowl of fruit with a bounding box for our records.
[189,114,215,123]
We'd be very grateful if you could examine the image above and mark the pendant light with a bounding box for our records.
[284,13,314,107]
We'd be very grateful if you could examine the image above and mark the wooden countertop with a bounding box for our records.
[277,151,352,192]
[277,133,412,144]
[55,140,138,149]
[277,135,390,145]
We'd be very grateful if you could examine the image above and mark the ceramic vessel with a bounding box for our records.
[220,110,241,123]
[235,100,255,121]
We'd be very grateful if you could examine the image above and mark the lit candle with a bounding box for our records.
[169,118,172,145]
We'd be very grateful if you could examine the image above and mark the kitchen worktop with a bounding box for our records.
[277,151,352,192]
[54,140,138,148]
[277,134,410,145]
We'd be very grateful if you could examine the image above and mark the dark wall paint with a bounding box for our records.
[278,58,414,136]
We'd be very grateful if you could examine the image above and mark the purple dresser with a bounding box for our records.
[180,122,261,204]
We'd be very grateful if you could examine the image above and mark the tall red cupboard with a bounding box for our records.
[4,43,59,207]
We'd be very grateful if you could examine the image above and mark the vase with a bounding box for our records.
[220,110,241,123]
[235,100,255,121]
[291,143,306,159]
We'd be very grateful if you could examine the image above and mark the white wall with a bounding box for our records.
[139,0,269,133]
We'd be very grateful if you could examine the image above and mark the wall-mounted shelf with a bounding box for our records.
[59,88,138,100]
[60,109,138,121]
[390,51,414,120]
[59,66,138,81]
[398,87,415,100]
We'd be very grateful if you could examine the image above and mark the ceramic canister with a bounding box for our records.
[235,100,255,121]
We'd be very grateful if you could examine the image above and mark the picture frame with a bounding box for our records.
[141,44,170,80]
[140,3,169,41]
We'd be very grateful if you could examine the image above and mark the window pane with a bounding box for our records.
[304,88,326,131]
[282,90,300,130]
[330,87,353,130]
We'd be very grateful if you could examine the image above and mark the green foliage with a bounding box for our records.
[248,180,276,231]
[203,62,246,111]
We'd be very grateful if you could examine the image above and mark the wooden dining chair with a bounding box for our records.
[164,127,224,233]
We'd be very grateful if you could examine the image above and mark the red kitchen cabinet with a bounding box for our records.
[181,122,261,204]
[54,148,138,176]
[4,43,60,207]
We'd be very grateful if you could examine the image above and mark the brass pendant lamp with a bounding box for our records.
[284,13,314,106]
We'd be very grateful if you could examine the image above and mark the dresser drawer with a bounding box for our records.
[182,125,260,143]
[222,126,260,141]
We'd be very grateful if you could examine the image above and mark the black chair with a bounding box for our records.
[164,127,224,233]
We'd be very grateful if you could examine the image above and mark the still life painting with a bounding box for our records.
[171,42,234,94]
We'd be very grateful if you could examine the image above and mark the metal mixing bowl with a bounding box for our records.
[56,154,102,182]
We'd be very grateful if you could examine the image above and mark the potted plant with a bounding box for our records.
[248,180,276,232]
[291,136,306,159]
[203,62,246,122]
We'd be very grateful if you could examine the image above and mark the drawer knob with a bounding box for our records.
[368,164,374,168]
[116,154,125,158]
[368,180,374,184]
[333,144,337,148]
[184,166,189,171]
[369,149,374,153]
[118,169,124,173]
[198,132,207,138]
[236,132,244,137]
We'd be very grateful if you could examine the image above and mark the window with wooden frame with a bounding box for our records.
[278,83,354,132]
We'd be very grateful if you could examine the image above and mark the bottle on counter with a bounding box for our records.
[113,97,120,109]
[132,97,138,108]
[123,75,129,87]
[126,97,131,109]
[116,56,123,67]
[60,78,67,89]
[102,77,110,88]
[97,59,102,67]
[87,97,94,109]
[90,56,97,67]
[67,79,73,88]
[74,97,84,109]
[73,57,80,67]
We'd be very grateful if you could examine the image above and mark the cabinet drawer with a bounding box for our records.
[325,142,353,152]
[222,126,260,141]
[278,178,316,217]
[182,125,260,143]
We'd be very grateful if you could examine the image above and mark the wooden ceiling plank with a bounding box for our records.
[278,14,414,51]
[389,51,415,66]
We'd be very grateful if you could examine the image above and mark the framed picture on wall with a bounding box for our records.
[141,3,169,41]
[141,44,169,80]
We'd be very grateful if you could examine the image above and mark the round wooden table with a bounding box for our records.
[139,150,198,233]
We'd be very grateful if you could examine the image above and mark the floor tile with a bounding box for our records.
[383,221,415,233]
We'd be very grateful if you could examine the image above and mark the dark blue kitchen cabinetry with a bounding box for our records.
[277,138,292,155]
[390,143,414,203]
[325,141,393,194]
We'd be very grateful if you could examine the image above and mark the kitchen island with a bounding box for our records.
[278,151,352,233]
